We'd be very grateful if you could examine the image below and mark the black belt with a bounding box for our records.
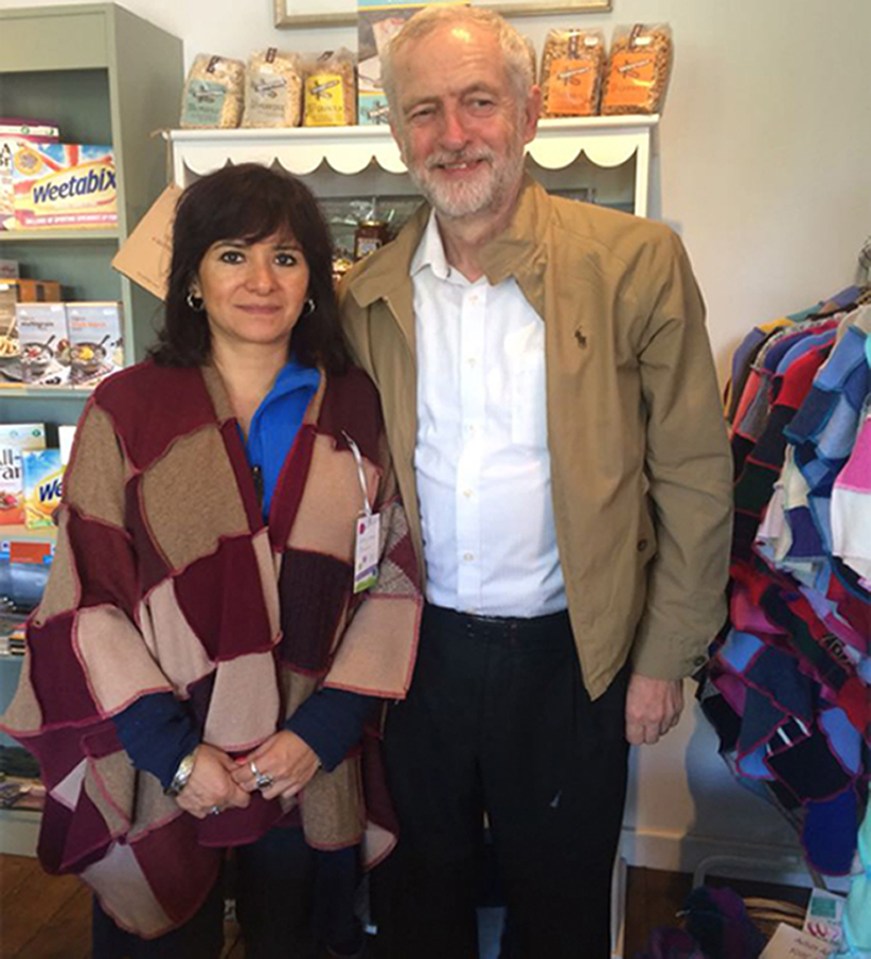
[423,603,570,641]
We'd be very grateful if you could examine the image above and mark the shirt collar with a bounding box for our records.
[411,209,453,281]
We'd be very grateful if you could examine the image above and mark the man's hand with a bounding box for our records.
[174,744,251,818]
[625,674,684,745]
[232,730,321,802]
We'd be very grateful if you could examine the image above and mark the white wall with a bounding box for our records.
[4,0,869,876]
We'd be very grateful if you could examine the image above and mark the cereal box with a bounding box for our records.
[12,143,117,230]
[66,301,124,386]
[0,423,46,526]
[0,120,59,231]
[15,302,70,386]
[22,448,64,530]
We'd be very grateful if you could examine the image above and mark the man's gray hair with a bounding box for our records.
[381,6,535,120]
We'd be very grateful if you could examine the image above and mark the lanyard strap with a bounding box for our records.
[342,430,373,517]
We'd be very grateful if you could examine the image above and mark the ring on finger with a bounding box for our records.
[255,772,274,790]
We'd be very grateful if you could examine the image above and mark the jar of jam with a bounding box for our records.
[353,219,389,260]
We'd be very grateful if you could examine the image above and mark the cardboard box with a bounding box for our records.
[111,182,180,300]
[12,143,117,230]
[0,123,60,230]
[66,301,124,386]
[0,423,46,526]
[0,280,63,371]
[15,302,70,386]
[22,448,64,529]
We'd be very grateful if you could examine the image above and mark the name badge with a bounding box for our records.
[354,512,381,594]
[343,430,380,594]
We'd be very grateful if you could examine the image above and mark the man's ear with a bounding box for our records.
[389,119,408,165]
[522,84,542,144]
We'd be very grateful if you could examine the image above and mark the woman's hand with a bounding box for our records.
[232,730,321,801]
[174,744,251,819]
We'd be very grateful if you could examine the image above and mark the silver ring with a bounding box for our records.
[209,805,221,816]
[255,772,274,790]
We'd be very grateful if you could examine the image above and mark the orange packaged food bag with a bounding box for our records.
[601,23,673,116]
[540,29,606,118]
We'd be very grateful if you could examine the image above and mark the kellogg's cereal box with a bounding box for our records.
[12,144,117,230]
[0,423,46,526]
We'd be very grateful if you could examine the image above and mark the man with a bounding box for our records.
[340,7,732,958]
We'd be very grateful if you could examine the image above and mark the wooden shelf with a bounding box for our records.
[0,229,120,243]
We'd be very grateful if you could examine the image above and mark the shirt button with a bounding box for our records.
[468,357,476,367]
[463,488,473,498]
[637,539,648,552]
[463,552,474,562]
[693,655,707,667]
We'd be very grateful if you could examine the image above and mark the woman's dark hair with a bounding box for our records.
[149,163,350,373]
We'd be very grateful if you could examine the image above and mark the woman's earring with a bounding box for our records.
[301,297,316,317]
[186,291,204,312]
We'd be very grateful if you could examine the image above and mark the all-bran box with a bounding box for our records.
[12,143,117,230]
[0,423,46,526]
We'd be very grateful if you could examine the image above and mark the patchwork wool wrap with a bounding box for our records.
[1,361,421,937]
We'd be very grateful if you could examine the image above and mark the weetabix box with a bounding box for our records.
[0,423,46,526]
[66,300,124,386]
[22,448,64,530]
[12,143,117,230]
[15,302,70,386]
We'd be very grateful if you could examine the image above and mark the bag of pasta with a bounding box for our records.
[540,28,606,118]
[303,49,358,127]
[601,24,673,116]
[180,53,245,128]
[242,48,304,128]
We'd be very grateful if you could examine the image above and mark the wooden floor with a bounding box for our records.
[0,854,808,958]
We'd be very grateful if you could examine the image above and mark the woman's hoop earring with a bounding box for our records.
[186,291,204,312]
[301,297,316,317]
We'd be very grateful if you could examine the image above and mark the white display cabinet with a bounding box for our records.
[165,115,659,216]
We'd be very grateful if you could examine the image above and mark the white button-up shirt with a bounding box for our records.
[412,212,567,617]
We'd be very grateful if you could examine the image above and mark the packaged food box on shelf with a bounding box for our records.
[66,301,124,386]
[0,119,60,231]
[22,448,64,530]
[0,538,53,612]
[0,279,63,374]
[12,143,118,230]
[0,423,46,526]
[15,302,70,386]
[0,260,19,280]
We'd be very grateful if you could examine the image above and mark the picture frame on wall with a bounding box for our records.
[274,0,611,28]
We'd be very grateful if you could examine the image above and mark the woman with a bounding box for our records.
[1,164,420,958]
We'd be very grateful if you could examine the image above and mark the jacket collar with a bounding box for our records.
[347,173,551,317]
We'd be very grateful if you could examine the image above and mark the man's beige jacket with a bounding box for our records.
[340,176,732,699]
